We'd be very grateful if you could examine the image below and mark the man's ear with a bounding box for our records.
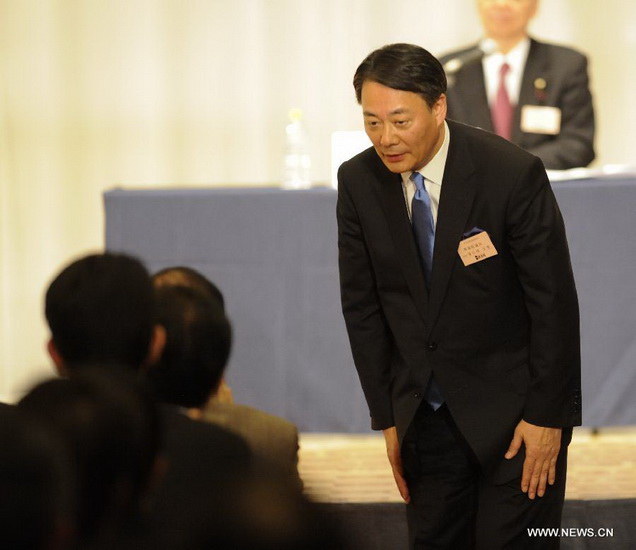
[434,93,448,124]
[47,338,68,377]
[143,324,166,369]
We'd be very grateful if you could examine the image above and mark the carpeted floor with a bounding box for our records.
[298,426,636,503]
[298,427,636,549]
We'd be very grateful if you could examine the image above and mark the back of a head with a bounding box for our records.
[0,406,74,550]
[353,43,447,107]
[152,266,225,311]
[45,253,155,369]
[150,285,231,409]
[155,473,351,550]
[215,476,351,550]
[18,368,161,542]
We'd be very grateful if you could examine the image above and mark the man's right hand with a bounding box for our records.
[383,426,410,503]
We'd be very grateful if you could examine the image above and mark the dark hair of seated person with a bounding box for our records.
[152,265,225,311]
[45,253,155,369]
[18,366,161,545]
[149,285,231,410]
[0,405,75,550]
[153,472,353,550]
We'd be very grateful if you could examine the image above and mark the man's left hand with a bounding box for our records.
[505,419,562,500]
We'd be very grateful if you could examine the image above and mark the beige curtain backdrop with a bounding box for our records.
[1,0,635,402]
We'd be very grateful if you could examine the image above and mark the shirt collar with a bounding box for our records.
[402,120,450,187]
[482,36,530,75]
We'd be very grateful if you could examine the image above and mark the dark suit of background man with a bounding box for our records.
[337,43,581,549]
[439,0,595,170]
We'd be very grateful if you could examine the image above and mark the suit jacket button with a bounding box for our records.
[427,342,438,351]
[414,393,422,399]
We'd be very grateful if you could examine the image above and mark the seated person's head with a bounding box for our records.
[45,253,162,373]
[149,285,231,410]
[0,405,74,550]
[18,368,161,543]
[152,266,225,311]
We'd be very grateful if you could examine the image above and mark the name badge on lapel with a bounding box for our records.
[458,231,498,266]
[520,105,561,135]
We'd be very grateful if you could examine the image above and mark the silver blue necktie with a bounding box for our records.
[410,172,435,288]
[410,172,444,410]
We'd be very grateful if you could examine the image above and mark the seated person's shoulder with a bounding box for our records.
[160,405,251,460]
[204,401,298,438]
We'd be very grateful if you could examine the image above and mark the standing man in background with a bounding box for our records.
[337,43,581,548]
[440,0,595,170]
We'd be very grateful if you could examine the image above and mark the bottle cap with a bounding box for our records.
[288,108,303,122]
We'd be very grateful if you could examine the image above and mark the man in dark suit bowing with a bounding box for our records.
[440,0,595,170]
[337,43,581,549]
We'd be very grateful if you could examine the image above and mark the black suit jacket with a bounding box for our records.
[150,406,252,530]
[337,120,581,480]
[440,39,595,170]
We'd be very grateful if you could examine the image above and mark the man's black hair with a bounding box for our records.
[0,405,74,549]
[152,266,225,311]
[45,253,155,368]
[150,285,232,409]
[19,367,161,541]
[353,43,447,107]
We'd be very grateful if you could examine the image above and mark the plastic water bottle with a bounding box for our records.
[282,108,311,189]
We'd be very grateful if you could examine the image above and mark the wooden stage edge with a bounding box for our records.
[298,427,636,503]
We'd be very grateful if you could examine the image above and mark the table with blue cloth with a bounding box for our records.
[104,175,636,432]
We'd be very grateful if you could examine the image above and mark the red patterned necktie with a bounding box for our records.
[492,62,513,140]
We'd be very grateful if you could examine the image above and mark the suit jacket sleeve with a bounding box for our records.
[337,161,395,430]
[506,157,581,427]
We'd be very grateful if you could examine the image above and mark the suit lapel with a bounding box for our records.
[513,39,549,144]
[372,158,429,321]
[426,122,477,337]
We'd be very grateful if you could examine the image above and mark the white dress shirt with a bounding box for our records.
[482,37,531,107]
[401,120,450,227]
